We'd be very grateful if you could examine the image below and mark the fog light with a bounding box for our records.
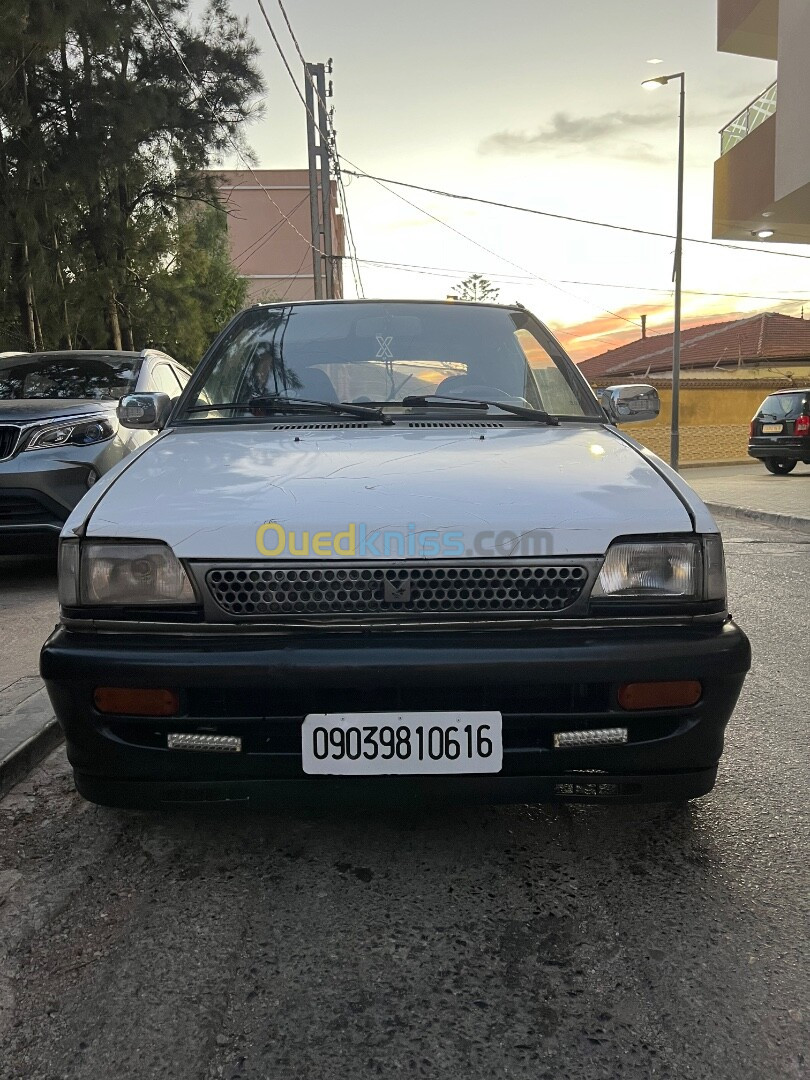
[167,733,241,753]
[618,681,702,710]
[554,727,628,748]
[94,687,179,716]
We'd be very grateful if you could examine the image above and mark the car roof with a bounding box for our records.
[766,387,810,395]
[2,348,179,363]
[247,298,522,313]
[12,350,142,360]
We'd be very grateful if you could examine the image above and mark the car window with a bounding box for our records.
[150,363,184,397]
[173,366,192,389]
[0,354,136,400]
[182,302,601,420]
[758,392,807,420]
[514,329,589,416]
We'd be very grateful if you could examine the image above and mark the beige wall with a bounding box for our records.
[713,114,776,231]
[717,0,779,58]
[714,0,810,243]
[206,169,344,302]
[775,0,810,203]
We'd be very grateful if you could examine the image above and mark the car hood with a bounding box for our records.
[73,422,701,559]
[0,399,115,424]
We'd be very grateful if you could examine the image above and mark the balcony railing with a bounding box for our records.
[720,81,777,155]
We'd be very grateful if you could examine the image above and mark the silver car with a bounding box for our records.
[0,349,191,553]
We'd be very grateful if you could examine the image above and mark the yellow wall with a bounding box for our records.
[593,378,797,465]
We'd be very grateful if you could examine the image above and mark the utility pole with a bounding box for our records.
[304,61,335,299]
[641,70,685,472]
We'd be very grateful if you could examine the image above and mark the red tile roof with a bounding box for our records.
[577,312,810,379]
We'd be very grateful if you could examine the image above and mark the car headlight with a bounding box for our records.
[592,536,726,602]
[58,539,195,607]
[26,416,116,450]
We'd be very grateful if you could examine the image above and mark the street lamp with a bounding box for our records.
[642,71,685,472]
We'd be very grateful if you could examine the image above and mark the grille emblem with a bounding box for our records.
[383,578,411,603]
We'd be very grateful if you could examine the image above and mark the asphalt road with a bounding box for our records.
[0,515,808,1080]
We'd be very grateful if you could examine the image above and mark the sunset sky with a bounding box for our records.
[218,0,810,361]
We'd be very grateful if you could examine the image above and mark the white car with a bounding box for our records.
[41,300,750,807]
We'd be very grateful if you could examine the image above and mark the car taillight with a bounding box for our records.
[749,419,755,437]
[795,415,810,436]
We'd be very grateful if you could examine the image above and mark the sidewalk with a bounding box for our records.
[684,462,810,534]
[0,677,62,799]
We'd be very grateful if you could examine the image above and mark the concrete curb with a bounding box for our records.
[705,502,810,535]
[0,687,63,799]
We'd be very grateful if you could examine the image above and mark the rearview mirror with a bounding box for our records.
[599,384,660,424]
[118,392,172,431]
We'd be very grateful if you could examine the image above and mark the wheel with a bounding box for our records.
[764,458,797,475]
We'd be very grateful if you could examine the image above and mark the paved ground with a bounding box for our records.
[685,461,810,523]
[0,555,57,691]
[0,513,807,1080]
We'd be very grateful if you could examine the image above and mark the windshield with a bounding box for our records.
[0,353,137,401]
[180,302,601,421]
[758,392,808,420]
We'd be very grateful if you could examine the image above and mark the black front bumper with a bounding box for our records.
[0,488,66,553]
[40,620,751,807]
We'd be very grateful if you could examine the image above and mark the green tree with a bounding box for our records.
[136,206,248,366]
[0,0,263,355]
[452,274,500,302]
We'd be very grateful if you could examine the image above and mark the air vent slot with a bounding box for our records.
[407,421,505,429]
[268,422,371,430]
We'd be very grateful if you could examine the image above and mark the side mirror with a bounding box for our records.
[118,392,172,431]
[599,384,660,424]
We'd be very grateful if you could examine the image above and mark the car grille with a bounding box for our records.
[205,561,590,619]
[0,426,20,461]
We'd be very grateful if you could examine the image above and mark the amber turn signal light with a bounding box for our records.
[94,687,180,717]
[617,680,702,711]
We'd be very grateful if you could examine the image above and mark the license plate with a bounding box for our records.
[301,712,503,775]
[762,423,783,433]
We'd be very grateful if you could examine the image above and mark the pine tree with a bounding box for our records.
[453,274,501,303]
[0,0,263,356]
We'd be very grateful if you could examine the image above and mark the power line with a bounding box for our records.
[341,168,810,264]
[257,1,623,314]
[139,0,326,263]
[361,171,643,328]
[274,0,309,70]
[233,193,309,268]
[254,0,314,123]
[278,248,312,300]
[333,144,364,297]
[0,43,40,93]
[354,257,810,306]
[265,0,364,295]
[558,278,809,305]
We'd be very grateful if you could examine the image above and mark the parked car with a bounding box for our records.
[0,349,191,552]
[40,301,750,808]
[748,387,810,474]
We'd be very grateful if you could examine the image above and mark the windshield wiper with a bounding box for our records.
[400,394,559,425]
[186,396,393,425]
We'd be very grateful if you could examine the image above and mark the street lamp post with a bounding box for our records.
[642,71,685,472]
